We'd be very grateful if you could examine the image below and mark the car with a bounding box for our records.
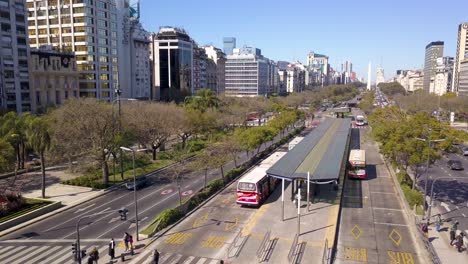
[447,159,464,170]
[463,147,468,156]
[125,176,148,190]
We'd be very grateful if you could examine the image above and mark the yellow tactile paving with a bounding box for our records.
[164,232,192,245]
[202,235,227,248]
[387,250,415,264]
[344,247,367,262]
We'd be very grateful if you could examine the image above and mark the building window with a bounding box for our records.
[97,10,106,18]
[87,55,94,61]
[97,1,106,9]
[62,27,72,33]
[98,47,108,54]
[49,19,59,25]
[100,74,109,80]
[97,20,106,27]
[99,56,108,63]
[98,29,107,37]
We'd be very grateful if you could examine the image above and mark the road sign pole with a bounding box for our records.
[297,187,301,237]
[282,178,285,221]
[307,172,310,211]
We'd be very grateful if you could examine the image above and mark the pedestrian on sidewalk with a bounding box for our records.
[90,247,99,264]
[129,233,134,249]
[123,232,130,252]
[151,249,160,264]
[421,222,429,238]
[435,214,442,232]
[108,238,115,259]
[450,221,459,245]
[456,233,465,253]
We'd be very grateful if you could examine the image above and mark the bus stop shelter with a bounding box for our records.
[266,118,351,220]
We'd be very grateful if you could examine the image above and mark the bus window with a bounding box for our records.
[238,182,256,192]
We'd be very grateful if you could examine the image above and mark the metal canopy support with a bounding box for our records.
[297,187,301,237]
[282,178,285,221]
[307,171,310,211]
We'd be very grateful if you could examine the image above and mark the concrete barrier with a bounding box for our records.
[0,201,62,232]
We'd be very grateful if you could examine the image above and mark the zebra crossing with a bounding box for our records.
[136,251,220,264]
[0,244,108,264]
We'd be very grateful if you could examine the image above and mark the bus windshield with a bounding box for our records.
[238,182,256,192]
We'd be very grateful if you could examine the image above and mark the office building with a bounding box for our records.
[286,62,305,93]
[433,57,453,95]
[203,45,226,95]
[26,0,119,100]
[458,59,468,96]
[29,46,79,113]
[193,45,207,93]
[453,23,468,95]
[423,41,444,92]
[376,65,385,87]
[115,0,151,99]
[225,46,269,97]
[306,51,329,87]
[150,27,193,101]
[223,37,235,55]
[0,0,30,113]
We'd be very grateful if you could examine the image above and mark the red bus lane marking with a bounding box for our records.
[161,189,173,195]
[182,190,193,196]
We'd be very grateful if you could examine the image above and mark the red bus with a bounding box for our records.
[236,151,287,206]
[348,149,366,179]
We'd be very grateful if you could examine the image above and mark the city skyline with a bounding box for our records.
[140,0,468,81]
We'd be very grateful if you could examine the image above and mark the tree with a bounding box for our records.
[0,112,32,170]
[186,88,220,113]
[0,139,14,173]
[50,98,117,186]
[26,117,51,198]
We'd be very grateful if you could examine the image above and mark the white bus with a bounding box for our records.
[348,149,366,179]
[236,151,287,206]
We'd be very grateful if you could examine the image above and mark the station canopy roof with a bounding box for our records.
[267,118,351,182]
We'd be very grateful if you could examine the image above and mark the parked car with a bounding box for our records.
[125,176,148,190]
[463,147,468,156]
[447,159,464,170]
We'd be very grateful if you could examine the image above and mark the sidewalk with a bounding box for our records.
[22,183,100,205]
[428,208,468,264]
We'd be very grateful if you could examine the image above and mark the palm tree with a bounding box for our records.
[188,89,220,112]
[26,117,51,198]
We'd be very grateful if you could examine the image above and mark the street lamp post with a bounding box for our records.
[415,129,445,220]
[120,146,147,242]
[428,176,467,221]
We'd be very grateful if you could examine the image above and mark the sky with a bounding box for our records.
[139,0,468,82]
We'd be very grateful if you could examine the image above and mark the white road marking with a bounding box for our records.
[462,213,466,217]
[1,239,109,243]
[441,202,451,212]
[15,246,59,264]
[43,246,70,263]
[374,222,409,227]
[74,203,96,214]
[1,246,27,262]
[0,246,13,255]
[168,254,183,264]
[61,207,112,239]
[183,256,196,263]
[208,260,220,264]
[195,258,208,264]
[370,192,395,195]
[6,246,43,264]
[372,207,403,211]
[159,252,172,262]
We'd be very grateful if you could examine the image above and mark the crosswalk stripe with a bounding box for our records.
[168,254,183,264]
[51,248,75,264]
[182,256,196,263]
[207,260,219,264]
[195,258,208,264]
[13,246,52,263]
[43,246,71,263]
[15,246,61,264]
[1,246,27,263]
[0,246,14,255]
[159,252,173,263]
[81,245,107,263]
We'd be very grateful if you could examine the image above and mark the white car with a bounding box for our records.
[463,147,468,156]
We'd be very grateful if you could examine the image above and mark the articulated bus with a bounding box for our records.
[236,151,287,206]
[348,149,366,179]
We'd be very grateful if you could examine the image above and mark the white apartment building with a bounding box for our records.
[202,45,226,95]
[27,0,119,100]
[453,23,468,96]
[115,0,150,99]
[0,0,30,113]
[458,59,468,95]
[225,47,268,97]
[286,62,305,93]
[431,57,453,96]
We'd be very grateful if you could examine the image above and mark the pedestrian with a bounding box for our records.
[90,247,99,264]
[435,214,442,232]
[129,233,134,249]
[123,232,129,252]
[152,249,160,264]
[450,221,459,245]
[456,233,465,253]
[421,222,429,238]
[108,238,115,259]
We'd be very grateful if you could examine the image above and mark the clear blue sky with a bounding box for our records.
[140,0,468,82]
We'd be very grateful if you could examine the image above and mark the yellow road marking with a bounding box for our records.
[351,224,363,239]
[225,217,238,231]
[192,213,209,228]
[202,235,227,248]
[344,247,367,262]
[387,250,414,264]
[389,229,403,247]
[241,204,270,236]
[164,232,192,245]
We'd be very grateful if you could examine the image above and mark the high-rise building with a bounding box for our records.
[193,45,207,93]
[306,51,329,87]
[433,56,453,96]
[115,0,151,100]
[223,37,235,55]
[0,0,30,113]
[150,27,194,101]
[453,23,468,96]
[202,46,226,95]
[376,65,385,86]
[225,47,269,97]
[29,46,79,113]
[26,0,119,101]
[423,41,444,92]
[286,62,305,93]
[458,59,468,96]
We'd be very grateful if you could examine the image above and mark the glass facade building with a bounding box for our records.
[223,37,235,55]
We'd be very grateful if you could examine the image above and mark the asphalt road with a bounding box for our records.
[416,149,468,236]
[0,126,298,264]
[335,111,423,263]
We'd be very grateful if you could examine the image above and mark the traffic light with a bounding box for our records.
[72,242,77,260]
[119,208,128,221]
[81,249,86,259]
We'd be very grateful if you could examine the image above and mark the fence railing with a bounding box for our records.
[227,231,241,257]
[322,238,330,264]
[415,216,442,264]
[288,234,299,263]
[256,230,271,262]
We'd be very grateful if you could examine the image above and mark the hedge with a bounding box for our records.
[401,185,423,208]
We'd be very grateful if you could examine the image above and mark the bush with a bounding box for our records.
[401,185,423,207]
[0,191,25,217]
[397,171,412,186]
